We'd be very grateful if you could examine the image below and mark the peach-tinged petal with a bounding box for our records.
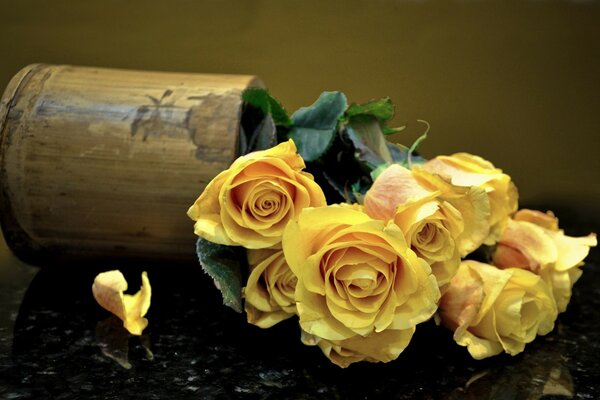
[463,261,510,325]
[364,164,438,221]
[514,209,559,231]
[92,271,151,336]
[493,220,558,272]
[424,156,495,187]
[493,244,534,270]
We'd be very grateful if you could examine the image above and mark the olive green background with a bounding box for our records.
[1,0,599,220]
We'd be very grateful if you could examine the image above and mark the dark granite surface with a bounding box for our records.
[0,218,598,400]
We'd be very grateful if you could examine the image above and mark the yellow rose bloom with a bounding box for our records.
[420,153,518,245]
[283,205,440,367]
[439,260,557,359]
[411,166,491,256]
[364,165,464,287]
[244,248,297,328]
[187,140,326,249]
[492,209,597,312]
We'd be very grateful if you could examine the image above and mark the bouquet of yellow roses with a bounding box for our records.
[186,89,596,368]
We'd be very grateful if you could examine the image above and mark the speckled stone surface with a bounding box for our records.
[0,218,598,399]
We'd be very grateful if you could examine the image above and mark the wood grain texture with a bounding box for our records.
[0,64,263,263]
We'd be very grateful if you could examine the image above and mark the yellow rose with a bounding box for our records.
[492,209,597,312]
[364,164,463,287]
[187,140,326,249]
[420,153,518,245]
[411,166,491,256]
[283,205,440,367]
[439,260,557,359]
[244,248,297,328]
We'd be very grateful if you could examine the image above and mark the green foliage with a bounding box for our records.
[344,116,393,170]
[345,97,395,124]
[288,91,347,162]
[195,238,245,313]
[242,87,291,127]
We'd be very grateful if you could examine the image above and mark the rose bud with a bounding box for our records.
[244,248,297,328]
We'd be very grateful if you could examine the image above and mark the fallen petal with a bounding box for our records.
[92,270,151,335]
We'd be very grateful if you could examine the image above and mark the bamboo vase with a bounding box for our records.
[0,64,263,263]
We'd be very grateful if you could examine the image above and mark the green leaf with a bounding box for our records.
[288,91,347,162]
[345,115,393,170]
[247,115,277,152]
[242,88,270,115]
[268,96,292,127]
[242,88,291,127]
[195,238,245,313]
[345,97,395,123]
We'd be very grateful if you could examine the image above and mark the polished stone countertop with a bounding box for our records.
[0,214,598,399]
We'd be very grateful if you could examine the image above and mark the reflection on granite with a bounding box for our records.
[0,228,598,399]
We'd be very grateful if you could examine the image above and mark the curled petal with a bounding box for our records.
[92,271,151,336]
[301,328,416,368]
[364,164,438,221]
[492,219,558,272]
[514,209,559,231]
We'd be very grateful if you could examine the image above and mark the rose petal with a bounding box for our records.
[514,209,559,231]
[92,270,151,336]
[493,219,558,272]
[364,164,438,221]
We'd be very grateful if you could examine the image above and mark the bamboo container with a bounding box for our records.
[0,64,263,263]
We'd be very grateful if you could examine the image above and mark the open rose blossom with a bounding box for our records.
[492,209,597,312]
[283,205,440,367]
[187,139,326,249]
[244,248,297,328]
[439,260,557,359]
[365,164,469,287]
[419,153,518,245]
